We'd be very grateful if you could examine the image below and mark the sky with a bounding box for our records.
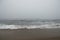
[0,0,60,20]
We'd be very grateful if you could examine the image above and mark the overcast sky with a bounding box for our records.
[0,0,60,19]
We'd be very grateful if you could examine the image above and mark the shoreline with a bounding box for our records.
[0,28,60,40]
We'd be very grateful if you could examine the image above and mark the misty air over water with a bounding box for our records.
[0,0,60,29]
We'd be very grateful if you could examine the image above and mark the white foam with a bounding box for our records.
[0,23,60,29]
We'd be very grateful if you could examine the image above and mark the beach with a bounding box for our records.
[0,28,60,40]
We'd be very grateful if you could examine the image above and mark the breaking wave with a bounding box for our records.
[0,23,60,29]
[0,19,60,29]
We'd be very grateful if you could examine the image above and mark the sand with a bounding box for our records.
[0,28,60,40]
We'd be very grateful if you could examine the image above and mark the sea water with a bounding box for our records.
[0,19,60,29]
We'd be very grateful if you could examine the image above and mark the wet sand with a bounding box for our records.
[0,28,60,40]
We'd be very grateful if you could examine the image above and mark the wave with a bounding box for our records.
[0,23,60,29]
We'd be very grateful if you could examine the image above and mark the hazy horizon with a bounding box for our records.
[0,0,60,20]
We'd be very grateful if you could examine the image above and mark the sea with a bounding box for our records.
[0,19,60,29]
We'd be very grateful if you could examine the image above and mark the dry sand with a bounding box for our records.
[0,28,60,40]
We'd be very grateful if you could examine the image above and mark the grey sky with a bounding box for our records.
[0,0,60,19]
